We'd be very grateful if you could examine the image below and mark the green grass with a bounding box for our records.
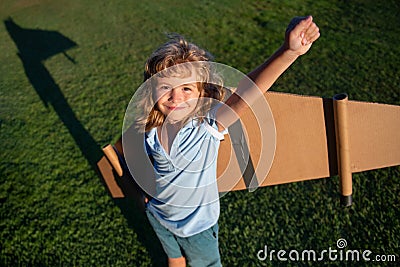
[1,0,399,266]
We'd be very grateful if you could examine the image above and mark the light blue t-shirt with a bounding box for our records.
[145,112,226,237]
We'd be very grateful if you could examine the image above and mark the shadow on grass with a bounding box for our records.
[4,17,102,166]
[4,17,165,267]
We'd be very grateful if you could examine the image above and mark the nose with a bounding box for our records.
[169,88,184,103]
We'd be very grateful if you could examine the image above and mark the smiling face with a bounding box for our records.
[154,72,201,123]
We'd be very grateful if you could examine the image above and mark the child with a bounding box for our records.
[138,16,320,267]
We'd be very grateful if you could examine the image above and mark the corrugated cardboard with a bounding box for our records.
[98,91,400,205]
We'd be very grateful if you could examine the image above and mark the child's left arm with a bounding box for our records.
[217,16,320,130]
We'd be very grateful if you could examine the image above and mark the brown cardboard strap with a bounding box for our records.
[333,94,353,204]
[102,144,123,177]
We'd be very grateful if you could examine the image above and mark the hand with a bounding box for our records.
[285,16,320,56]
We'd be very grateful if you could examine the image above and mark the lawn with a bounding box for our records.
[0,0,399,266]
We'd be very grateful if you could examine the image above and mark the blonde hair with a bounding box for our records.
[136,34,225,132]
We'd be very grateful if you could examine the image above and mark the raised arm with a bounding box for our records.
[216,16,320,130]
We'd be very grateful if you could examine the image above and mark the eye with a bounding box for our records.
[158,85,171,91]
[183,87,192,92]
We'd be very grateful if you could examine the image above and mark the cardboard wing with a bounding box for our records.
[98,91,400,206]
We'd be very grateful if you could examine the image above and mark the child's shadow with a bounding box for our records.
[4,17,166,266]
[3,17,102,166]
